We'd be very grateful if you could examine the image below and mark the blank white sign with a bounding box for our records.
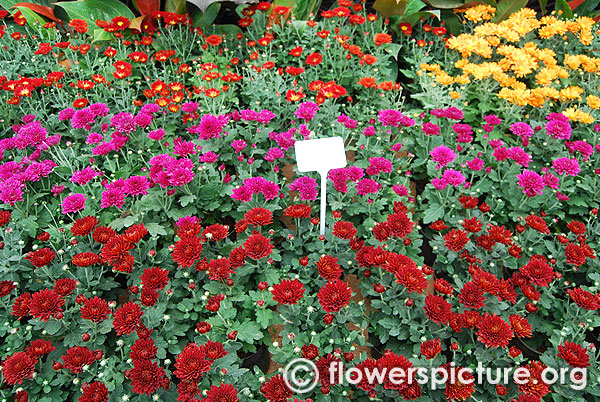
[295,136,347,174]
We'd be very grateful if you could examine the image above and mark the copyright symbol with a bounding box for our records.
[283,358,319,394]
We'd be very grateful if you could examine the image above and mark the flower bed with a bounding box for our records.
[0,2,598,402]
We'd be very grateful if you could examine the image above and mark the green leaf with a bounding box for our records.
[492,0,528,22]
[166,0,186,13]
[14,5,46,27]
[554,0,573,19]
[93,29,113,42]
[146,222,167,237]
[236,321,262,343]
[180,195,196,207]
[424,0,464,8]
[53,1,105,28]
[374,0,408,18]
[256,309,273,329]
[422,203,445,224]
[85,0,134,19]
[191,1,220,26]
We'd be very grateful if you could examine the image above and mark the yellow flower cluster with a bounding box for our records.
[420,7,600,123]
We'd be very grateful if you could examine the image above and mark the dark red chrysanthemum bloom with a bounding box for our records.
[458,281,486,309]
[317,279,352,312]
[394,260,428,294]
[525,214,550,234]
[383,252,416,275]
[316,255,342,281]
[53,278,77,297]
[14,390,28,402]
[71,216,99,237]
[301,344,319,360]
[72,252,102,267]
[101,235,133,262]
[462,217,482,233]
[243,231,273,260]
[463,310,480,328]
[516,361,551,399]
[473,270,500,295]
[333,220,357,239]
[80,296,111,323]
[567,287,599,310]
[0,210,11,226]
[444,229,470,252]
[372,221,391,242]
[424,294,452,324]
[129,338,158,361]
[172,235,204,268]
[448,312,465,333]
[352,358,378,394]
[283,204,312,218]
[488,224,513,245]
[127,359,168,395]
[234,219,248,233]
[420,338,442,359]
[271,279,305,305]
[0,280,16,297]
[62,346,96,373]
[26,339,55,358]
[25,247,56,268]
[245,207,273,227]
[93,226,117,244]
[140,267,169,291]
[509,315,532,338]
[565,243,587,266]
[140,288,158,306]
[474,234,496,251]
[476,313,514,348]
[208,258,235,281]
[499,279,518,304]
[177,380,199,402]
[113,302,143,335]
[434,278,454,296]
[520,255,554,287]
[260,374,293,402]
[228,246,246,268]
[78,381,109,402]
[174,344,213,383]
[557,341,590,368]
[567,220,586,235]
[30,289,65,321]
[11,292,32,319]
[204,340,228,360]
[458,195,478,209]
[203,383,238,402]
[202,224,229,241]
[206,294,225,312]
[441,364,475,401]
[316,353,342,386]
[1,351,36,385]
[386,211,414,238]
[123,224,148,243]
[376,351,414,391]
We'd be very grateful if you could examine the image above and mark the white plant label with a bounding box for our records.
[294,137,347,235]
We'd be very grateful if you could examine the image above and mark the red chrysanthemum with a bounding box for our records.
[516,361,551,399]
[317,279,352,312]
[462,217,482,233]
[11,292,32,319]
[424,294,452,324]
[373,221,391,242]
[458,281,486,309]
[177,380,200,402]
[283,204,312,218]
[444,229,470,252]
[204,340,228,360]
[0,210,11,226]
[172,235,204,268]
[376,351,414,391]
[420,338,442,359]
[24,247,56,268]
[113,302,143,335]
[208,258,235,281]
[129,338,158,361]
[1,351,36,385]
[140,267,170,291]
[557,341,590,368]
[332,220,357,239]
[565,243,587,266]
[0,280,16,297]
[80,296,111,323]
[393,258,428,294]
[509,315,532,338]
[566,220,586,235]
[127,359,168,395]
[93,226,117,244]
[434,278,454,296]
[79,381,109,402]
[203,382,238,402]
[316,255,342,280]
[463,310,480,328]
[228,246,246,268]
[71,216,99,237]
[567,287,599,310]
[53,278,77,297]
[72,252,102,267]
[352,358,378,395]
[174,344,213,383]
[386,211,414,238]
[271,279,305,305]
[244,207,273,227]
[260,374,293,402]
[301,344,319,360]
[62,346,96,373]
[442,364,475,401]
[488,224,513,245]
[520,255,554,287]
[101,235,133,262]
[25,339,55,358]
[201,224,229,241]
[243,231,273,260]
[473,270,500,295]
[123,224,148,243]
[525,214,550,234]
[476,313,514,348]
[30,289,65,321]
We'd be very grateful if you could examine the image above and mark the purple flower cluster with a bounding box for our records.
[231,177,280,202]
[289,177,318,200]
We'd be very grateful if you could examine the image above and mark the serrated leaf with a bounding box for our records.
[236,321,263,343]
[146,222,167,237]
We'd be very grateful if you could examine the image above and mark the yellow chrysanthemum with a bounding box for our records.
[586,95,600,109]
[563,55,582,70]
[435,72,454,85]
[461,4,496,23]
[446,34,493,58]
[559,86,584,101]
[449,91,461,99]
[562,107,594,124]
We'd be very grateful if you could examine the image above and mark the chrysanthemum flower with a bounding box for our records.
[271,279,305,304]
[476,313,514,348]
[317,279,352,312]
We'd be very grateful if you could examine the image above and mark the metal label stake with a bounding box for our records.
[294,137,347,235]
